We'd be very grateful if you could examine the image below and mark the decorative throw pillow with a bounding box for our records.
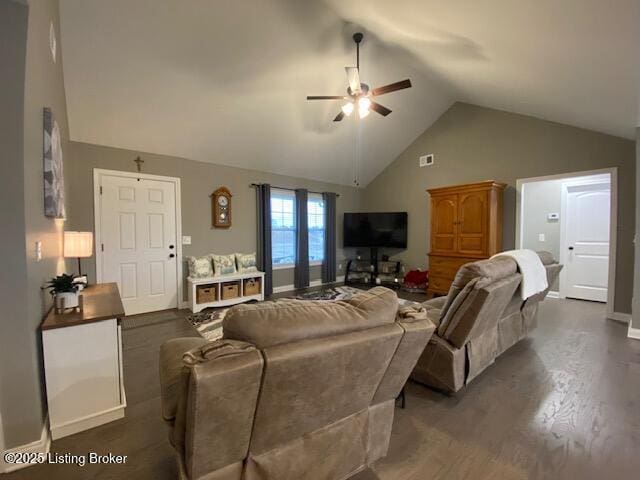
[212,254,237,277]
[235,252,258,273]
[186,255,214,278]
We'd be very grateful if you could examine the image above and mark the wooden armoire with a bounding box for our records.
[427,181,506,296]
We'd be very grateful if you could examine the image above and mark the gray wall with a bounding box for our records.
[64,142,361,295]
[521,180,562,261]
[362,102,635,314]
[0,0,29,453]
[521,179,562,291]
[0,0,70,449]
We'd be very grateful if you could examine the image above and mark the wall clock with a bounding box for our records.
[211,187,232,228]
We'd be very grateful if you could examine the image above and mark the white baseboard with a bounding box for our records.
[628,325,640,340]
[273,284,295,293]
[50,404,125,441]
[0,416,50,473]
[546,291,560,299]
[608,311,631,323]
[273,276,345,294]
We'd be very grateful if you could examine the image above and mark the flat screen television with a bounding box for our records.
[343,212,408,248]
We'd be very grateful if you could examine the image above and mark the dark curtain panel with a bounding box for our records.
[322,192,337,283]
[256,184,273,296]
[294,189,309,289]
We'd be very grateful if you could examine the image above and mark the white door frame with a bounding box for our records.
[93,168,184,311]
[515,167,620,322]
[558,175,611,301]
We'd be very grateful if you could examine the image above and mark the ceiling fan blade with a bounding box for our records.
[345,67,361,94]
[371,79,412,96]
[333,111,345,122]
[370,101,392,117]
[307,95,347,100]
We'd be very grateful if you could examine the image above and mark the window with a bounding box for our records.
[308,194,325,264]
[270,190,325,268]
[271,189,296,267]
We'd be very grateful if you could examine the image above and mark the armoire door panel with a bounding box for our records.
[458,193,485,234]
[433,236,457,252]
[458,191,487,255]
[431,194,458,255]
[459,236,484,253]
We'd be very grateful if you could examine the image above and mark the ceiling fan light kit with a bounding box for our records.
[306,32,413,123]
[341,102,354,116]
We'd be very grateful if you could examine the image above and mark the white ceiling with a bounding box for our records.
[59,0,639,187]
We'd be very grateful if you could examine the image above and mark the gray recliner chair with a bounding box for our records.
[160,287,435,480]
[411,251,562,393]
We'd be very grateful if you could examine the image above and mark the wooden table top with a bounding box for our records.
[41,283,125,331]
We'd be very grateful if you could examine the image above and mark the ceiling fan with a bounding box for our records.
[307,32,412,122]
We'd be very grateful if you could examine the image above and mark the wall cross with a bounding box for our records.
[133,156,144,172]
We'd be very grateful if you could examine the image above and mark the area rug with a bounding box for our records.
[187,286,419,341]
[293,285,365,301]
[295,286,419,308]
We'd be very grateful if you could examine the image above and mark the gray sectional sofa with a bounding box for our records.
[411,251,562,393]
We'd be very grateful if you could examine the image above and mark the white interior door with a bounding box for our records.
[564,181,610,302]
[98,174,178,315]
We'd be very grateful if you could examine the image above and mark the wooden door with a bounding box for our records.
[457,190,487,256]
[99,174,178,315]
[564,181,610,302]
[431,194,458,255]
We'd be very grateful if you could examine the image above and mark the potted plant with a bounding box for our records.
[45,274,84,311]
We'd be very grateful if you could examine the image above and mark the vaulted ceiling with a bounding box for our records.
[59,0,639,187]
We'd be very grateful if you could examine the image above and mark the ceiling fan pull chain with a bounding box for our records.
[353,124,360,187]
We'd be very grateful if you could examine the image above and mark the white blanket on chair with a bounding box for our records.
[492,249,547,300]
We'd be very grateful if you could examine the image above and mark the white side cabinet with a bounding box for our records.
[41,283,126,440]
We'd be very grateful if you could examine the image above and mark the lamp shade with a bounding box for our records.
[64,231,93,258]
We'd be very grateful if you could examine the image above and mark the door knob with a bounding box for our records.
[169,253,175,258]
[169,245,175,249]
[568,246,574,250]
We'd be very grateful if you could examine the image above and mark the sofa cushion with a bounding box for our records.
[423,296,447,310]
[424,308,442,328]
[223,287,398,349]
[437,257,517,337]
[437,278,479,337]
[465,256,518,288]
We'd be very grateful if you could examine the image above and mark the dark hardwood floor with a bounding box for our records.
[6,289,640,480]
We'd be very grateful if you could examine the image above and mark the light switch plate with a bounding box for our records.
[35,241,42,261]
[182,236,192,245]
[538,233,546,242]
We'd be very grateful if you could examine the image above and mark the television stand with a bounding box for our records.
[345,248,401,289]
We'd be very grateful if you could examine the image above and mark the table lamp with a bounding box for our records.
[64,231,93,280]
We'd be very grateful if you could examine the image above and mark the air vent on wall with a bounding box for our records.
[419,154,434,167]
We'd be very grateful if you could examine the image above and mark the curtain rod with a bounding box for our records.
[249,183,340,197]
